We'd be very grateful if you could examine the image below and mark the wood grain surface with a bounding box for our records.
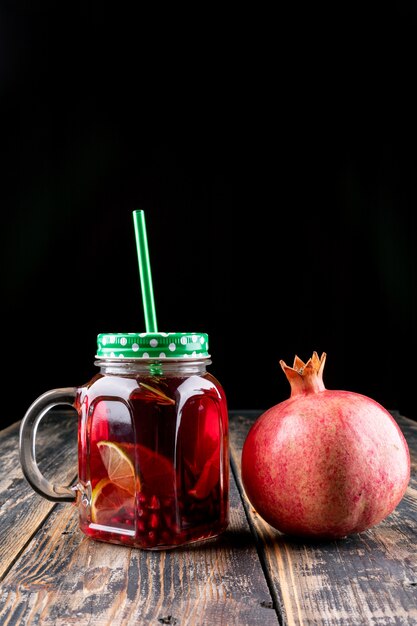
[0,412,277,626]
[0,411,77,581]
[1,409,417,625]
[230,410,417,626]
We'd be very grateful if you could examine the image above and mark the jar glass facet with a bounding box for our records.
[75,357,229,549]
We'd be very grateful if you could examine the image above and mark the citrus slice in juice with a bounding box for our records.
[188,445,221,500]
[97,441,138,495]
[91,478,135,524]
[119,443,176,498]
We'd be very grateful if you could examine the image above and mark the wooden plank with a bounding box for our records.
[0,417,277,625]
[229,410,417,626]
[0,411,77,580]
[0,480,278,625]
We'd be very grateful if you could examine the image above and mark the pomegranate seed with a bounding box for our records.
[163,512,175,529]
[138,492,147,505]
[149,513,160,529]
[149,495,160,510]
[147,530,157,543]
[160,530,171,543]
[137,520,147,533]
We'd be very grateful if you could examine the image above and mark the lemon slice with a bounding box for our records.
[97,441,138,495]
[91,478,135,524]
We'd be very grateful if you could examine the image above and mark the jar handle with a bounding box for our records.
[19,388,77,502]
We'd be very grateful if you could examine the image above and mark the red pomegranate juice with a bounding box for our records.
[76,367,229,549]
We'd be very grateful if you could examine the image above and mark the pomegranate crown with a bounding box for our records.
[280,351,327,396]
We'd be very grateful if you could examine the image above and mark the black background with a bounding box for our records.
[2,4,417,428]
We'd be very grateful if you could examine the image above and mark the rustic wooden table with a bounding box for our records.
[1,410,416,625]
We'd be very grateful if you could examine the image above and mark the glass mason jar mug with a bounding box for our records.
[19,332,229,550]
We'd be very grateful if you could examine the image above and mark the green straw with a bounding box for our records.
[133,210,158,332]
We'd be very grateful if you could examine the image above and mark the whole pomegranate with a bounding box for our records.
[241,352,410,539]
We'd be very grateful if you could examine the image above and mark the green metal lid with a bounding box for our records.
[96,332,210,359]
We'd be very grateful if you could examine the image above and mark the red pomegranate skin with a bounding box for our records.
[241,354,410,539]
